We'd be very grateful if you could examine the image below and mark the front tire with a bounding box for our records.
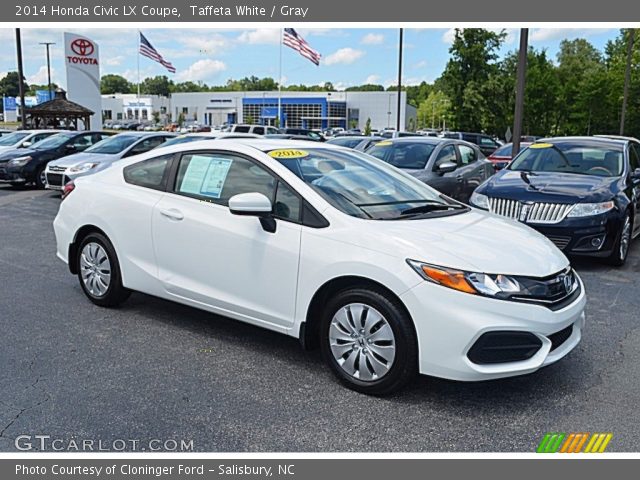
[34,166,46,189]
[77,232,131,307]
[320,287,418,395]
[606,212,632,266]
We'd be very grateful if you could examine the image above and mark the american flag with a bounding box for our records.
[283,28,321,66]
[139,32,176,73]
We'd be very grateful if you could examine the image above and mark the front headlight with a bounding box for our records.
[469,191,489,210]
[8,156,32,167]
[407,259,525,297]
[567,201,615,217]
[69,162,99,173]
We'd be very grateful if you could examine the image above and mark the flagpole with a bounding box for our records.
[137,31,141,103]
[278,28,283,129]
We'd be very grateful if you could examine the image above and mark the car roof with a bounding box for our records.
[378,136,447,145]
[215,138,347,152]
[537,136,629,146]
[112,131,174,137]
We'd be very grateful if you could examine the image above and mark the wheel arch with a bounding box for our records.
[68,224,110,274]
[299,275,416,351]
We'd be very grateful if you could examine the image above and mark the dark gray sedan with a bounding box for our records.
[366,137,494,203]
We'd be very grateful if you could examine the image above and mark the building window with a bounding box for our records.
[182,107,188,114]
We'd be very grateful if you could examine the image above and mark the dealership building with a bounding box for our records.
[101,91,417,131]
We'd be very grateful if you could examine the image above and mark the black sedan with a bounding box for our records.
[365,137,494,203]
[0,131,112,188]
[470,136,640,266]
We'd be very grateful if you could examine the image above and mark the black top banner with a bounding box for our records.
[6,0,640,22]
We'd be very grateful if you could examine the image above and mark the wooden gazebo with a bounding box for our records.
[26,88,94,130]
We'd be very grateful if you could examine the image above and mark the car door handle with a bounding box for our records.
[159,208,184,221]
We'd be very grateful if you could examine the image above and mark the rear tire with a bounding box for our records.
[77,232,131,307]
[320,287,418,395]
[606,212,632,266]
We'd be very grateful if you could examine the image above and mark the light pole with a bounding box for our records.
[396,28,404,132]
[512,29,529,158]
[39,42,55,101]
[15,29,26,129]
[387,93,392,128]
[620,28,635,136]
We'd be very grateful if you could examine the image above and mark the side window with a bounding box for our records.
[480,136,498,148]
[129,137,166,155]
[462,133,476,143]
[252,126,265,135]
[233,125,251,133]
[458,144,477,165]
[629,144,640,171]
[433,145,457,169]
[30,133,50,143]
[71,134,94,150]
[174,153,276,206]
[123,154,173,191]
[274,181,302,223]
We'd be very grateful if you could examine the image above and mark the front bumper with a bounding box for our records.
[0,164,26,183]
[530,212,623,258]
[400,276,586,381]
[45,167,70,191]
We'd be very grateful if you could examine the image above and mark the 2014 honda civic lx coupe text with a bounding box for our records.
[53,140,586,394]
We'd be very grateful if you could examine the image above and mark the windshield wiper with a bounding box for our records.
[356,199,448,207]
[399,203,466,216]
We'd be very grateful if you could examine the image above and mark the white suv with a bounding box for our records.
[53,140,585,394]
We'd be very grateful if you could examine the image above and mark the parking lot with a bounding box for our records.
[0,183,638,452]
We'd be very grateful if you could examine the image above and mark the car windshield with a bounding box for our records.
[86,135,139,154]
[327,137,365,148]
[508,142,624,177]
[30,133,72,150]
[270,148,464,220]
[0,132,30,146]
[366,142,437,169]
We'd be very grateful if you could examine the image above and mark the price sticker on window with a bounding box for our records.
[529,143,554,149]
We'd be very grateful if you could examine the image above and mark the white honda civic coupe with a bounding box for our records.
[53,140,586,394]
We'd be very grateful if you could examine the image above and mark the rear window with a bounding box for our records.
[367,142,436,169]
[327,137,365,149]
[509,142,624,177]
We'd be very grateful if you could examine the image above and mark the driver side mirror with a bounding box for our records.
[65,144,77,152]
[229,192,276,233]
[21,141,32,148]
[437,161,457,174]
[632,168,640,180]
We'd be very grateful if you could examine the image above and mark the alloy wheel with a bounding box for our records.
[620,215,631,261]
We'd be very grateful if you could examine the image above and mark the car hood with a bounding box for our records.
[345,209,568,277]
[48,152,117,168]
[479,170,617,203]
[0,147,39,162]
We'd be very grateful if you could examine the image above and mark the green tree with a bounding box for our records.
[27,83,59,96]
[0,72,29,98]
[100,74,132,94]
[364,117,372,136]
[417,90,451,130]
[345,84,385,92]
[245,114,255,125]
[140,75,173,96]
[172,81,207,93]
[440,28,507,132]
[555,39,605,135]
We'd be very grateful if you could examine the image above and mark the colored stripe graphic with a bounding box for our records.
[538,433,613,453]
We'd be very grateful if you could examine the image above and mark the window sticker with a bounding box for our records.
[180,155,233,199]
[268,149,309,159]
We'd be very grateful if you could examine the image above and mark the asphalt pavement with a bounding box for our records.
[0,184,638,452]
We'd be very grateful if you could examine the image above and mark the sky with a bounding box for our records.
[0,28,622,91]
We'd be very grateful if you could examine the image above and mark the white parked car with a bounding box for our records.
[53,140,586,394]
[0,129,61,153]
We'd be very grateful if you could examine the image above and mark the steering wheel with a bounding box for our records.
[587,166,613,176]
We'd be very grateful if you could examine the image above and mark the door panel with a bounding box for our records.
[456,144,486,202]
[429,144,460,198]
[152,152,302,328]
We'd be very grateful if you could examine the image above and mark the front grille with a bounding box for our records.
[488,197,573,224]
[547,235,571,250]
[510,267,581,311]
[548,324,573,352]
[48,165,67,173]
[46,173,63,186]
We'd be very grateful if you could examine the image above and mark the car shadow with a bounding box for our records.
[121,290,590,411]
